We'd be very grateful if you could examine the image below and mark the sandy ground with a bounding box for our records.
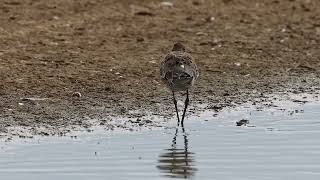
[0,0,320,137]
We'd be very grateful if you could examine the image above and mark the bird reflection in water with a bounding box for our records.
[157,127,197,179]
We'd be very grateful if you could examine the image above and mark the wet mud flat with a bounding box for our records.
[1,100,320,180]
[1,0,320,136]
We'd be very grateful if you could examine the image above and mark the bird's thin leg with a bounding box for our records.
[181,90,189,127]
[172,91,180,126]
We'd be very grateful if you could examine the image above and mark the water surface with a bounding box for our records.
[1,102,320,180]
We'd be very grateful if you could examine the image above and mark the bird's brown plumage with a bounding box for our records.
[160,43,199,92]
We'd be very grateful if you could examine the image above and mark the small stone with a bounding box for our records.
[72,92,82,98]
[9,16,16,20]
[209,104,223,111]
[120,107,126,113]
[136,37,144,42]
[186,16,193,21]
[144,120,152,123]
[40,131,50,136]
[192,1,201,5]
[199,41,218,46]
[134,11,154,16]
[223,92,230,96]
[205,16,215,22]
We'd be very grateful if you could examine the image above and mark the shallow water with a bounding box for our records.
[1,101,320,180]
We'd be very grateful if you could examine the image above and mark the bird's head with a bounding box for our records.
[172,42,186,52]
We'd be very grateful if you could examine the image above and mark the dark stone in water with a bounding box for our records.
[236,119,249,126]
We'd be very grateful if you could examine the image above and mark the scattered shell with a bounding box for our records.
[160,2,173,7]
[196,32,208,36]
[234,62,241,66]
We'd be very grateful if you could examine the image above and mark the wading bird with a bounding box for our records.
[160,42,199,126]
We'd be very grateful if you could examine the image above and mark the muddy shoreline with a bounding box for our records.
[0,0,320,137]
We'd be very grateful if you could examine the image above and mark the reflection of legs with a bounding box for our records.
[171,128,178,174]
[172,91,180,126]
[171,128,178,149]
[182,127,189,178]
[181,90,189,127]
[182,127,188,152]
